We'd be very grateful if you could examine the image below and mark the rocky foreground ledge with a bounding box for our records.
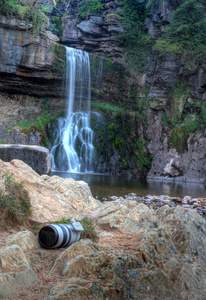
[0,159,206,299]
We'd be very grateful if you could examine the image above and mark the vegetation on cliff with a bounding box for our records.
[0,0,49,34]
[119,0,206,70]
[154,0,206,69]
[118,0,152,70]
[78,0,103,20]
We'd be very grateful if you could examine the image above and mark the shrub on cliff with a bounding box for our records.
[154,0,206,69]
[78,0,103,20]
[0,0,49,34]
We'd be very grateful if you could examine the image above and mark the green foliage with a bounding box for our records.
[0,0,49,35]
[154,0,206,69]
[181,98,206,131]
[6,111,62,135]
[134,138,154,175]
[56,216,98,241]
[78,0,102,20]
[40,97,50,112]
[118,0,153,71]
[0,172,32,223]
[107,123,124,151]
[50,16,63,39]
[91,101,124,114]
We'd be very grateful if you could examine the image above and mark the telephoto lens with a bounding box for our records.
[38,219,84,249]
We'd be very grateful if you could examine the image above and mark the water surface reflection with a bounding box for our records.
[52,172,206,200]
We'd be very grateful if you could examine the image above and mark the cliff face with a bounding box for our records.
[0,14,65,97]
[61,0,124,62]
[1,0,206,181]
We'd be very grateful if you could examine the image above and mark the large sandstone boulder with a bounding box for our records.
[0,159,100,223]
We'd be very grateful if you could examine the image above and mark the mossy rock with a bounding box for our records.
[169,84,190,120]
[51,43,66,75]
[168,126,189,154]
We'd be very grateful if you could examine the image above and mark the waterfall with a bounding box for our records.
[50,47,94,173]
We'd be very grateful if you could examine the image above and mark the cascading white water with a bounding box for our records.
[50,47,94,173]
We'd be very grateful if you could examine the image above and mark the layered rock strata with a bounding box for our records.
[0,14,65,97]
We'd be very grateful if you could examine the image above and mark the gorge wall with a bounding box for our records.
[0,0,206,181]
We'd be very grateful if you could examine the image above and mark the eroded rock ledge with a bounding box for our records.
[0,145,51,175]
[0,159,205,299]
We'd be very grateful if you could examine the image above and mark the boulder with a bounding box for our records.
[0,268,39,299]
[0,144,51,175]
[0,245,29,271]
[0,159,100,223]
[6,230,39,252]
[42,175,102,213]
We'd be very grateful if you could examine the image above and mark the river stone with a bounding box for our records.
[0,144,51,175]
[6,230,39,252]
[0,268,39,299]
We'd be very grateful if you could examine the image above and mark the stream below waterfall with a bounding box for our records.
[51,172,206,200]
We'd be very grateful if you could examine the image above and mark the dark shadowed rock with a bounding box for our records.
[0,144,51,175]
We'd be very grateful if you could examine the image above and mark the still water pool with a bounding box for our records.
[51,172,206,200]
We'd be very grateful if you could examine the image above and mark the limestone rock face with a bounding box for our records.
[61,0,124,62]
[0,144,52,175]
[148,132,206,182]
[0,14,65,97]
[0,268,39,299]
[0,245,29,271]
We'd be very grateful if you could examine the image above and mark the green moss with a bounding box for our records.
[91,87,103,94]
[91,101,124,115]
[103,59,113,72]
[168,126,189,154]
[134,138,154,176]
[169,83,190,120]
[51,43,66,74]
[140,86,149,95]
[129,85,138,100]
[16,110,62,134]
